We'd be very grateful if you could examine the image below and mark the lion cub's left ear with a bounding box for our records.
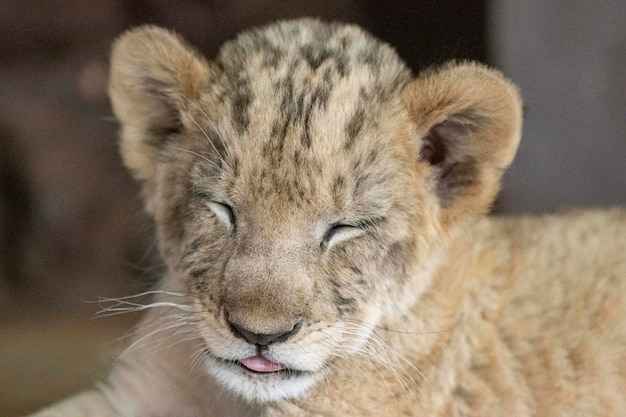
[403,62,522,226]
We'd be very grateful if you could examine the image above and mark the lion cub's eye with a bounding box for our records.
[321,216,386,251]
[206,201,235,232]
[322,224,365,250]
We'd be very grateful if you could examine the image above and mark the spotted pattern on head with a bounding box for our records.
[208,19,411,214]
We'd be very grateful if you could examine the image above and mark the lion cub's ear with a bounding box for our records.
[109,25,210,182]
[403,62,522,226]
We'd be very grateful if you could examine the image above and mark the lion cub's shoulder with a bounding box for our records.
[484,208,626,263]
[466,208,626,289]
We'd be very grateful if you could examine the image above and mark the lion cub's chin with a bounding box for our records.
[204,355,322,403]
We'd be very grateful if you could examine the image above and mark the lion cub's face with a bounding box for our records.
[166,99,423,401]
[109,20,521,403]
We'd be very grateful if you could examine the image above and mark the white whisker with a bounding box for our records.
[95,293,195,318]
[177,94,234,176]
[179,94,233,162]
[95,290,190,301]
[116,319,190,362]
[168,145,222,171]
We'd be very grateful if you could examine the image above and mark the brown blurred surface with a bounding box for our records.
[0,314,136,416]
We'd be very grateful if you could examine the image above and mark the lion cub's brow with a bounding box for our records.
[206,20,411,207]
[218,20,409,137]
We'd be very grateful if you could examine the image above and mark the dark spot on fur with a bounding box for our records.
[261,46,283,68]
[193,280,209,293]
[299,85,331,148]
[301,110,312,148]
[296,185,307,202]
[344,107,366,149]
[351,157,364,173]
[333,175,345,189]
[350,266,364,279]
[357,44,381,74]
[266,116,289,157]
[231,76,252,135]
[281,76,295,111]
[331,175,346,205]
[313,85,331,110]
[332,287,357,313]
[263,77,299,156]
[190,267,209,279]
[302,45,333,70]
[184,236,207,258]
[367,149,378,164]
[271,117,290,143]
[335,57,347,77]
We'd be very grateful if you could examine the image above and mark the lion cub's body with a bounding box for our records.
[32,19,626,417]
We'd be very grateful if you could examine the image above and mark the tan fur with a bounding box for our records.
[31,20,626,417]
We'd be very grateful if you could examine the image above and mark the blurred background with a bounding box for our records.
[1,1,624,415]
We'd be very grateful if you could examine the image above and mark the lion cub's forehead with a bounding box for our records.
[204,19,411,211]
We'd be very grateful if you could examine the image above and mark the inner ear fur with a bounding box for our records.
[109,25,211,182]
[403,62,523,225]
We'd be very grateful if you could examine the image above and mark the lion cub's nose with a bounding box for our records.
[226,314,302,346]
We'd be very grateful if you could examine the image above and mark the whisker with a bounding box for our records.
[91,290,197,322]
[116,319,190,362]
[168,145,222,171]
[94,302,195,318]
[177,95,213,147]
[95,290,191,301]
[177,94,234,175]
[189,343,210,374]
[179,94,233,162]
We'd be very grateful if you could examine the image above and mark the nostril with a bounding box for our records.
[225,312,302,346]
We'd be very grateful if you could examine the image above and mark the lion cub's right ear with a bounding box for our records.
[109,25,211,182]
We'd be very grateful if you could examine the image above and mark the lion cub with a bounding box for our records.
[32,19,625,417]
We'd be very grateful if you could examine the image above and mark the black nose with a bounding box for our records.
[226,314,302,346]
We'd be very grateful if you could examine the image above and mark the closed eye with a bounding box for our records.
[206,201,235,232]
[322,224,364,250]
[321,216,386,251]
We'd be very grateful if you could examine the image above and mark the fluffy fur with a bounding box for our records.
[31,19,626,417]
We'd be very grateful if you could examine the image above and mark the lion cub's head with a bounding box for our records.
[109,19,521,403]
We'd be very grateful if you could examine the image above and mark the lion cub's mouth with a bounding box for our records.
[240,355,286,373]
[214,354,304,376]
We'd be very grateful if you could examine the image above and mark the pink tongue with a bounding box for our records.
[240,355,286,372]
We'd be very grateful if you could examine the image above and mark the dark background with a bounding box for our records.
[0,1,624,414]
